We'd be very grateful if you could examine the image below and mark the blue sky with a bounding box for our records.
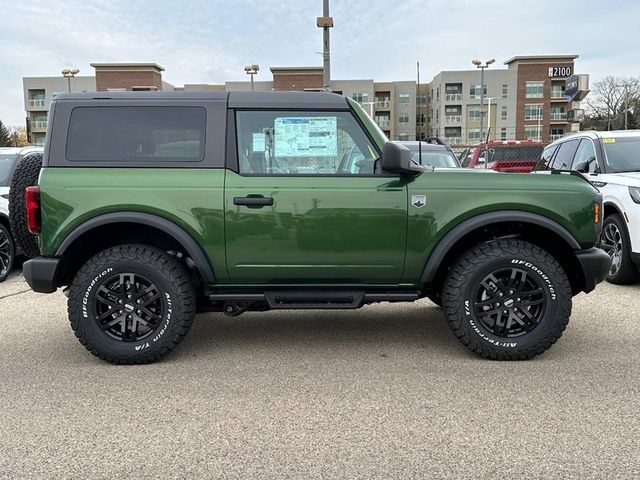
[0,0,638,126]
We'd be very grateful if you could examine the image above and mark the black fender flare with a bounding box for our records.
[420,210,582,284]
[55,212,216,283]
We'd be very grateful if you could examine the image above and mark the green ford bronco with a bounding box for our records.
[11,91,610,364]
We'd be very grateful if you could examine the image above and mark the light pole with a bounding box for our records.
[471,58,495,140]
[244,64,259,91]
[485,97,494,142]
[61,68,80,93]
[317,0,334,91]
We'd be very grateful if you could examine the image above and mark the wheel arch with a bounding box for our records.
[421,211,586,296]
[55,212,216,286]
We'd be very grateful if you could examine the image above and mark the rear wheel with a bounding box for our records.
[442,239,572,360]
[600,214,639,285]
[0,223,15,282]
[68,244,196,364]
[8,152,42,258]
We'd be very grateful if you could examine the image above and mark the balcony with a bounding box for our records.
[445,115,462,124]
[445,93,462,102]
[32,120,48,130]
[551,90,567,101]
[549,134,564,142]
[550,112,566,121]
[29,99,46,108]
[375,99,391,109]
[376,119,391,128]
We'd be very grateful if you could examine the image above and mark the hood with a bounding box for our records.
[599,172,640,187]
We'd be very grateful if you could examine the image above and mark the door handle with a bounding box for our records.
[233,196,274,207]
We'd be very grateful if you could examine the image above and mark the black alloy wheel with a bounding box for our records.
[93,272,164,342]
[0,224,15,282]
[473,268,546,338]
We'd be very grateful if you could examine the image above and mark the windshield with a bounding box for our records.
[0,154,17,186]
[410,150,458,168]
[602,137,640,172]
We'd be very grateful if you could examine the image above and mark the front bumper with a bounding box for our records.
[22,257,61,293]
[575,248,611,293]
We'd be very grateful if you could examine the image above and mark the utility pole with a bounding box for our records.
[317,0,333,91]
[244,64,259,91]
[624,83,629,130]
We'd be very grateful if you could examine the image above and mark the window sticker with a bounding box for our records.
[252,133,266,152]
[274,117,337,157]
[602,138,615,144]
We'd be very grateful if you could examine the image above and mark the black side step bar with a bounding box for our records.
[208,291,420,310]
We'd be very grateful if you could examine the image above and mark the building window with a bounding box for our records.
[550,128,565,142]
[52,91,66,98]
[501,106,507,120]
[352,93,369,104]
[525,82,544,98]
[500,127,507,140]
[502,84,508,98]
[398,114,409,124]
[551,106,566,120]
[468,106,482,121]
[524,126,542,141]
[524,104,543,121]
[468,128,482,142]
[398,94,410,105]
[551,84,565,98]
[398,134,410,141]
[417,94,427,105]
[469,84,487,99]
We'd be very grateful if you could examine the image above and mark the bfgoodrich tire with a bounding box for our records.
[8,152,42,258]
[442,239,572,360]
[68,244,196,364]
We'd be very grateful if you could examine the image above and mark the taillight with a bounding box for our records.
[25,186,41,235]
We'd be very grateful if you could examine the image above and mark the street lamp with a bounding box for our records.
[61,68,80,93]
[244,64,259,91]
[471,58,495,139]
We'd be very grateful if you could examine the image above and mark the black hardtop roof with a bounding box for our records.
[53,90,349,109]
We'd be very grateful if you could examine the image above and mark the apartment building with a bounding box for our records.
[429,55,582,145]
[22,55,585,147]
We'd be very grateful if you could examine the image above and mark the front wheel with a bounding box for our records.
[442,239,572,360]
[68,244,196,364]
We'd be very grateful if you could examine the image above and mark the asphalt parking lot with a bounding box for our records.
[0,267,638,480]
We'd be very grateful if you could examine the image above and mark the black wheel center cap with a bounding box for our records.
[503,298,514,308]
[124,303,135,313]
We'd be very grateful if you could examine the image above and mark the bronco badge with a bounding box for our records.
[411,195,426,208]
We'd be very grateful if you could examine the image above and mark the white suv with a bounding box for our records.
[0,146,43,281]
[534,131,640,284]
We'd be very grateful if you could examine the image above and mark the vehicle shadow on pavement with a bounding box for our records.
[174,300,470,361]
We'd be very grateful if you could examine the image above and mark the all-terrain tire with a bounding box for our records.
[8,152,42,258]
[0,222,15,282]
[442,239,572,360]
[601,214,639,285]
[68,244,196,364]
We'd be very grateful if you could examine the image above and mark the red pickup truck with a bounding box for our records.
[459,140,544,173]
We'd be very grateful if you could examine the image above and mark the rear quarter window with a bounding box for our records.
[66,106,206,163]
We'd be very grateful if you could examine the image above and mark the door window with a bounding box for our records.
[550,139,579,170]
[571,139,598,172]
[535,144,558,171]
[235,111,380,175]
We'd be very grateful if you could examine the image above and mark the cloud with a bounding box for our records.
[0,0,638,126]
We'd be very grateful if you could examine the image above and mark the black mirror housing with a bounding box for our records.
[381,142,422,175]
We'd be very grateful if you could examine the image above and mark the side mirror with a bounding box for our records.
[381,142,417,174]
[573,160,589,173]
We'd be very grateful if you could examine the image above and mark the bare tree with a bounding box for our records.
[585,76,640,130]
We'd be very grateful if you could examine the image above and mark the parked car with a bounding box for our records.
[0,146,43,281]
[11,91,609,364]
[397,141,460,168]
[460,140,545,173]
[533,130,640,284]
